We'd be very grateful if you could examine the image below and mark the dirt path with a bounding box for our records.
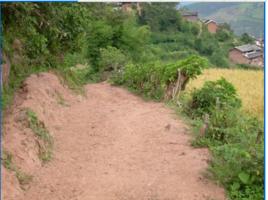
[4,74,225,200]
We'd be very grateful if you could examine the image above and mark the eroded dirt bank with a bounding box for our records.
[2,72,225,200]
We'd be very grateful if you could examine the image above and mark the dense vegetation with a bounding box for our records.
[186,79,263,200]
[187,68,264,120]
[2,3,263,200]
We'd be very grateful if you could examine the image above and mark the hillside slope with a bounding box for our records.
[185,2,264,37]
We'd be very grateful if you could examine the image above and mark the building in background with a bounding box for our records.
[255,38,264,48]
[120,2,141,15]
[121,2,132,13]
[181,11,199,22]
[204,20,218,34]
[229,44,263,67]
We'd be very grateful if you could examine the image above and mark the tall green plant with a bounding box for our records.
[190,78,241,117]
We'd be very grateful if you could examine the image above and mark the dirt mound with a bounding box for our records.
[2,72,80,200]
[2,72,226,200]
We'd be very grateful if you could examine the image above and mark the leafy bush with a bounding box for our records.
[194,36,218,56]
[216,28,232,42]
[113,55,208,100]
[99,46,129,72]
[209,49,229,68]
[86,20,114,68]
[113,61,166,99]
[163,55,208,83]
[186,77,264,200]
[211,122,264,200]
[240,33,254,44]
[190,78,241,117]
[138,3,182,32]
[62,53,88,69]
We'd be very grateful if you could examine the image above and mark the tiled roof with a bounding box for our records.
[245,51,263,59]
[181,11,198,16]
[204,19,216,24]
[235,44,261,53]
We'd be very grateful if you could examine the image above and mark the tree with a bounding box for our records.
[216,28,231,42]
[210,49,229,68]
[138,3,182,32]
[240,33,254,44]
[219,22,233,33]
[99,46,128,72]
[164,55,208,99]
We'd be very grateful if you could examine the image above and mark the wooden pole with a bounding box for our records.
[172,69,181,100]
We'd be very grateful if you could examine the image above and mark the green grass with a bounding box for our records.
[2,61,91,110]
[26,109,53,163]
[53,69,85,95]
[2,65,48,110]
[2,150,14,170]
[2,150,33,186]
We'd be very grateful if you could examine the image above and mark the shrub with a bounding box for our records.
[113,55,208,100]
[190,78,241,117]
[211,135,263,200]
[86,21,114,69]
[163,55,208,83]
[209,49,229,68]
[199,107,262,145]
[216,28,231,42]
[205,106,239,142]
[187,78,264,200]
[62,53,88,69]
[99,46,129,72]
[113,61,166,99]
[240,33,254,44]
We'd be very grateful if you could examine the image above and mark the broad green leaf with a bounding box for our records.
[238,172,250,184]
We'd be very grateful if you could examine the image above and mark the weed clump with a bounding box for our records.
[189,78,241,117]
[26,109,53,163]
[2,151,33,187]
[183,78,263,200]
[2,150,14,170]
[112,55,208,100]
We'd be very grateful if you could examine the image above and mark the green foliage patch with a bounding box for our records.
[182,78,263,200]
[189,78,241,117]
[26,109,53,163]
[112,55,208,100]
[2,150,33,187]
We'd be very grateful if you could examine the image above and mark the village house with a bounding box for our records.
[121,2,132,13]
[181,11,199,22]
[255,38,264,48]
[204,20,218,34]
[120,2,141,15]
[229,44,263,67]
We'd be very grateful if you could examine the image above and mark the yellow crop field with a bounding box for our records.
[186,68,264,120]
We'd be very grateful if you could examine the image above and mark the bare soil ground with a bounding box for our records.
[2,72,226,200]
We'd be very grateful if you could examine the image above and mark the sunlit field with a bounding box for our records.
[186,68,264,120]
